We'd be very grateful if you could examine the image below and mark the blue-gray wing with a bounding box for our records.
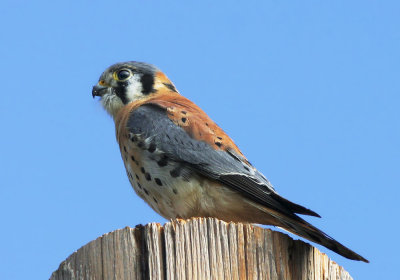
[127,104,320,218]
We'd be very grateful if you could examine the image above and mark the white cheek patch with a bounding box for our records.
[99,74,145,118]
[125,75,144,102]
[101,92,124,117]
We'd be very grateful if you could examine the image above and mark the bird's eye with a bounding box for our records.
[116,69,131,81]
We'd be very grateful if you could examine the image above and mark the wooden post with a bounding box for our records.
[50,218,353,280]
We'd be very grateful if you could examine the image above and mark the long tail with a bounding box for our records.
[255,205,369,263]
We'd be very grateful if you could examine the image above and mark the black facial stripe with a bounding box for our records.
[140,73,155,95]
[114,85,128,104]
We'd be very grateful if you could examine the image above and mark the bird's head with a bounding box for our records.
[92,61,178,118]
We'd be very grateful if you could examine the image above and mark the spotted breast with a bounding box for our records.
[115,101,238,220]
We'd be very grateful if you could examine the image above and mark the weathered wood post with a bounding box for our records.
[50,218,353,280]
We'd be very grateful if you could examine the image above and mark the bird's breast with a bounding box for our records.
[118,131,217,219]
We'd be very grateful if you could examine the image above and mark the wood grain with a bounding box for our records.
[50,218,353,280]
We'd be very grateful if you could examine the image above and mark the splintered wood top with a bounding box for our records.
[50,218,353,280]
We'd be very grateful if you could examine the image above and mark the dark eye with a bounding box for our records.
[116,69,131,81]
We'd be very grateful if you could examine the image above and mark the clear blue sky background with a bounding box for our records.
[1,1,399,279]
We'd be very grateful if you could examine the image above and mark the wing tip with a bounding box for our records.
[361,257,370,263]
[342,251,369,263]
[351,254,369,263]
[306,209,321,218]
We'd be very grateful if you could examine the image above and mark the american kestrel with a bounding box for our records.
[92,61,368,263]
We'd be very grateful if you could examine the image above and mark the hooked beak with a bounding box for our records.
[92,83,109,98]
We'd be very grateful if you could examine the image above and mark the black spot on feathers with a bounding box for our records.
[170,167,180,178]
[148,143,156,153]
[130,135,138,142]
[155,178,163,186]
[215,142,222,147]
[145,172,151,181]
[157,155,168,167]
[163,83,177,92]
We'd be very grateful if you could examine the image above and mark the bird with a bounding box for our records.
[92,61,368,263]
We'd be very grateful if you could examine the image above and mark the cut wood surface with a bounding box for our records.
[50,218,353,280]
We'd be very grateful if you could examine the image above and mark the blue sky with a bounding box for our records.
[1,1,399,279]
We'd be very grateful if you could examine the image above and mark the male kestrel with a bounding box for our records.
[92,61,368,262]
